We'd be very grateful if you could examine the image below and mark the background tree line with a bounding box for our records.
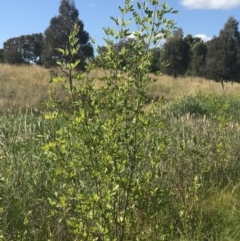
[0,0,239,85]
[158,16,240,84]
[96,16,240,85]
[0,0,94,69]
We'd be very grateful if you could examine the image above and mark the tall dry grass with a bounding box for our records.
[1,63,240,109]
[0,64,73,110]
[0,64,52,108]
[147,74,240,101]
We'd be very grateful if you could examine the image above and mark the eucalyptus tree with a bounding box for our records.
[41,0,94,69]
[150,47,161,72]
[205,37,223,82]
[0,49,4,63]
[3,33,43,65]
[190,41,208,77]
[205,17,240,86]
[218,16,240,82]
[160,28,189,78]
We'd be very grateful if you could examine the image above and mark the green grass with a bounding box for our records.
[1,93,240,240]
[1,63,240,241]
[165,93,240,122]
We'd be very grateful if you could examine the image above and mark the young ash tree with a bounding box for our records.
[42,0,178,240]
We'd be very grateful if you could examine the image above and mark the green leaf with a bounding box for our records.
[56,48,65,54]
[50,76,66,83]
[93,194,100,202]
[110,16,120,26]
[113,184,119,192]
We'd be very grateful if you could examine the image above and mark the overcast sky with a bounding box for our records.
[0,0,240,49]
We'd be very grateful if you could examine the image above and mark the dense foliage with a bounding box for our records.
[3,33,43,65]
[189,41,207,77]
[0,49,4,63]
[205,17,240,83]
[160,28,190,78]
[2,93,240,240]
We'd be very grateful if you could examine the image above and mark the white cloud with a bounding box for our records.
[128,33,136,39]
[127,32,167,46]
[180,0,240,9]
[194,34,212,42]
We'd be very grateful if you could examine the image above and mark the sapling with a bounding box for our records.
[42,1,177,240]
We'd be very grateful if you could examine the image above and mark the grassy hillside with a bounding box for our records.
[1,63,240,110]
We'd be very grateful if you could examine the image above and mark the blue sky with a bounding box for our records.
[0,0,240,49]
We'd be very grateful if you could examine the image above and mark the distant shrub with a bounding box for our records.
[167,93,240,121]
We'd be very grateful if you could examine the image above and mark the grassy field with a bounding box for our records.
[1,63,240,240]
[1,63,240,109]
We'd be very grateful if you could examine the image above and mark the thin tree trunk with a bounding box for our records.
[220,79,224,90]
[68,69,73,93]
